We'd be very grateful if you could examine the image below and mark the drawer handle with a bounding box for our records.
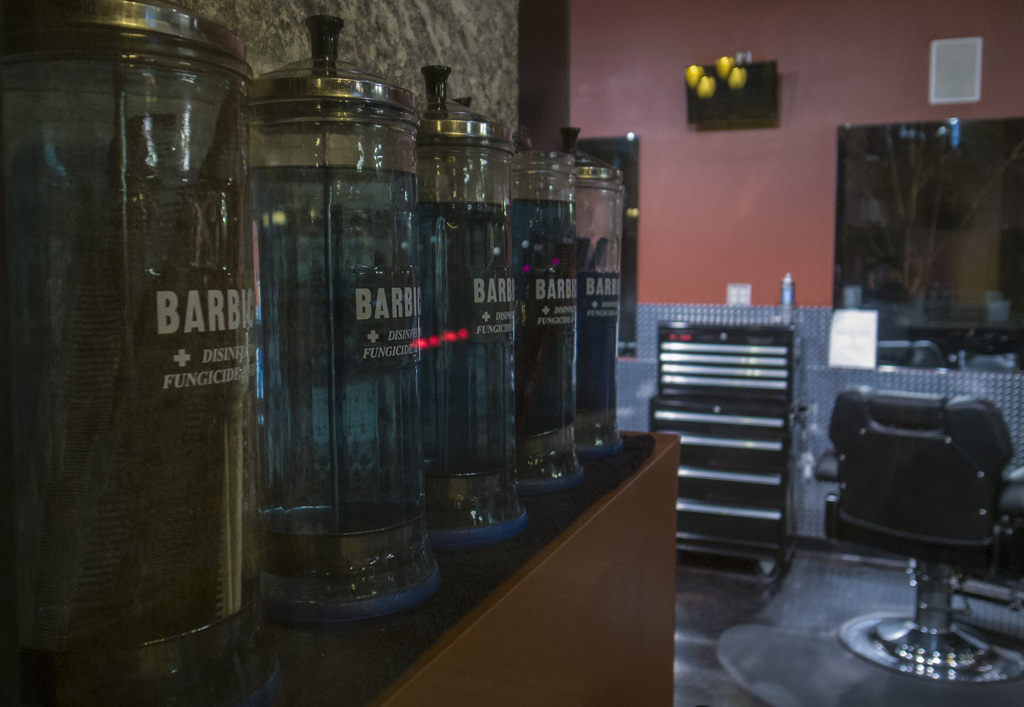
[661,375,788,390]
[676,500,782,520]
[677,467,782,485]
[654,410,784,427]
[676,434,784,451]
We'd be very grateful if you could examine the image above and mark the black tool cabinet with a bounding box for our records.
[649,321,796,573]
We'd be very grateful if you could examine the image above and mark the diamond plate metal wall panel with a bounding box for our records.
[624,304,1024,636]
[616,359,657,433]
[622,303,1024,540]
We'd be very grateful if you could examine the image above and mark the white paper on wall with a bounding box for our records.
[828,309,878,369]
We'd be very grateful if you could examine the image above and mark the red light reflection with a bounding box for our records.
[413,328,471,350]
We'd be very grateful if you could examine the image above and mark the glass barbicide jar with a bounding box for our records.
[249,16,438,622]
[416,66,526,549]
[511,143,584,492]
[562,127,625,458]
[2,1,277,703]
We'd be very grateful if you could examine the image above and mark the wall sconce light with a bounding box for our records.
[685,54,779,131]
[688,53,750,99]
[715,55,735,79]
[685,64,704,89]
[686,64,718,97]
[727,66,747,90]
[696,75,716,99]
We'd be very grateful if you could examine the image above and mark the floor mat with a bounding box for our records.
[717,623,1024,707]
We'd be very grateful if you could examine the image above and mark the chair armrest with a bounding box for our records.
[999,466,1024,517]
[815,449,839,482]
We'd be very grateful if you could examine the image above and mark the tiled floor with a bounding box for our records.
[673,549,1024,707]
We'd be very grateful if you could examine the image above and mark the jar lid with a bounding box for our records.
[249,15,416,126]
[2,0,247,72]
[512,147,574,202]
[560,126,623,189]
[516,146,573,167]
[417,65,513,153]
[512,149,574,174]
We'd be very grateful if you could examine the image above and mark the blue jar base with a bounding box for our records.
[575,407,621,458]
[425,466,527,550]
[237,654,283,707]
[21,601,278,704]
[261,506,440,626]
[576,437,624,459]
[263,564,440,626]
[517,462,584,494]
[516,424,583,494]
[428,508,528,551]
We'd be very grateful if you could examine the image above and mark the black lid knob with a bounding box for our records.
[306,15,344,60]
[560,126,581,154]
[514,124,533,150]
[421,65,452,110]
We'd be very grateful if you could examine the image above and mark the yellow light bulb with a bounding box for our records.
[716,56,735,79]
[727,66,748,90]
[685,64,705,89]
[696,75,716,99]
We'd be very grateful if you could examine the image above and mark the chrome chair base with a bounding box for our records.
[840,613,1024,682]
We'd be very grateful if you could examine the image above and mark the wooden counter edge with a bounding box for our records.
[374,430,679,704]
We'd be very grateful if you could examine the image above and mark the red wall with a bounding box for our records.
[569,0,1024,306]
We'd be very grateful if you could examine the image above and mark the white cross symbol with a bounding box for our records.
[591,300,599,308]
[481,312,491,321]
[367,330,379,342]
[542,306,550,315]
[173,349,191,368]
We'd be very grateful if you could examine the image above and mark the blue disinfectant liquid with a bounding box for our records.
[416,200,525,548]
[511,199,583,491]
[575,238,622,457]
[252,165,438,621]
[6,66,273,700]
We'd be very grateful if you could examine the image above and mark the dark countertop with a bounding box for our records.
[266,434,656,706]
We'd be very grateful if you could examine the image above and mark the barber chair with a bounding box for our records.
[818,388,1024,682]
[876,339,947,368]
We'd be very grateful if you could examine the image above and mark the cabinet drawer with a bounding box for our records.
[657,324,794,402]
[677,466,783,506]
[652,407,786,440]
[651,397,789,471]
[676,500,782,547]
[674,434,787,473]
[657,322,795,569]
[651,395,788,439]
[660,324,793,349]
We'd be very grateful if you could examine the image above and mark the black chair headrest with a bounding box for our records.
[830,387,1014,473]
[868,392,944,430]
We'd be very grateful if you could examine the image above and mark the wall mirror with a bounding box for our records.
[834,117,1024,373]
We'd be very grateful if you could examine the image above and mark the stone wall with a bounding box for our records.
[178,0,519,130]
